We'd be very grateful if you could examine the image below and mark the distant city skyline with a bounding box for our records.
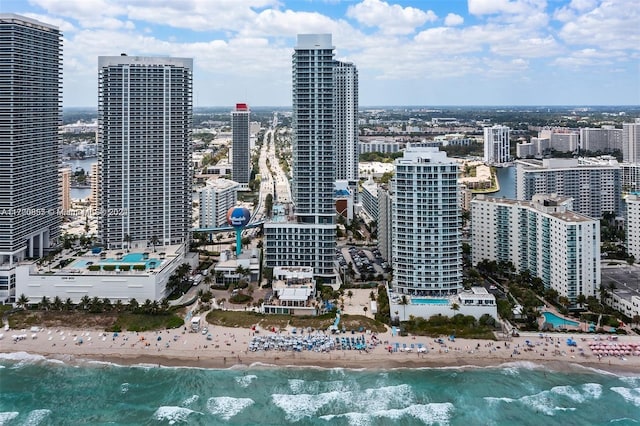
[4,0,639,106]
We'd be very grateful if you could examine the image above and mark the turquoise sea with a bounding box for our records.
[0,352,639,425]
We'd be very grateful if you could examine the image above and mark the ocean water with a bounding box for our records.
[1,353,639,425]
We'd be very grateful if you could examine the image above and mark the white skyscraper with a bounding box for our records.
[0,15,61,303]
[98,55,193,249]
[333,61,359,199]
[231,103,251,188]
[623,119,640,163]
[483,125,511,164]
[472,194,600,303]
[391,146,462,296]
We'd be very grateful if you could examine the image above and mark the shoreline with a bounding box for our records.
[2,324,640,376]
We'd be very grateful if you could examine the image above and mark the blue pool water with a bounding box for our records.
[71,253,160,270]
[411,298,449,305]
[543,311,580,328]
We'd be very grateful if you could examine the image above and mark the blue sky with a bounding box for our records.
[3,0,639,106]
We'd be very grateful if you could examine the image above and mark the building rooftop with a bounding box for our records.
[25,244,186,276]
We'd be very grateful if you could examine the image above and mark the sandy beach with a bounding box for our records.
[3,319,640,374]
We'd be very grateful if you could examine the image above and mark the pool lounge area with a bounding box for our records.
[71,252,162,271]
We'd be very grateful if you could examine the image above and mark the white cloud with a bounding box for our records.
[346,0,437,35]
[558,0,640,51]
[22,13,76,33]
[468,0,546,16]
[444,13,464,27]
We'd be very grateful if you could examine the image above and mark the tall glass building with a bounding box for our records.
[0,14,61,268]
[392,146,462,296]
[265,34,344,281]
[333,61,359,199]
[98,55,193,249]
[231,103,250,188]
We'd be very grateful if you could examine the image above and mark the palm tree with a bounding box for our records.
[52,296,63,311]
[216,234,223,252]
[102,298,112,312]
[129,298,139,312]
[451,303,460,315]
[576,294,587,308]
[160,298,170,313]
[114,299,124,313]
[363,306,368,316]
[399,295,409,321]
[149,235,160,252]
[558,296,571,313]
[39,296,51,311]
[64,298,74,311]
[80,295,91,310]
[123,234,132,252]
[346,290,353,304]
[16,294,29,310]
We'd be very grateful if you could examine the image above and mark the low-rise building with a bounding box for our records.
[14,244,196,304]
[261,266,317,315]
[387,285,497,321]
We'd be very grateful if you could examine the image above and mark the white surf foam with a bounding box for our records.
[0,352,47,364]
[22,409,52,426]
[287,378,348,394]
[120,383,129,394]
[181,394,199,406]
[610,387,640,407]
[273,383,415,422]
[153,406,201,425]
[320,402,454,425]
[206,396,254,420]
[0,412,19,425]
[235,374,257,388]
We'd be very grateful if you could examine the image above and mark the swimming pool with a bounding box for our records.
[71,254,161,271]
[542,311,580,328]
[411,298,450,305]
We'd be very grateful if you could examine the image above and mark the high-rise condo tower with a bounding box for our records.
[98,55,193,250]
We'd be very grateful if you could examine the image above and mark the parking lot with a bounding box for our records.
[336,245,388,279]
[601,264,640,294]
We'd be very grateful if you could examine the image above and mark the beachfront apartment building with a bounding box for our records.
[98,55,193,250]
[198,178,240,229]
[622,119,640,163]
[471,194,600,303]
[391,146,462,297]
[483,125,510,165]
[265,34,357,283]
[0,15,62,303]
[231,103,251,188]
[515,158,622,218]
